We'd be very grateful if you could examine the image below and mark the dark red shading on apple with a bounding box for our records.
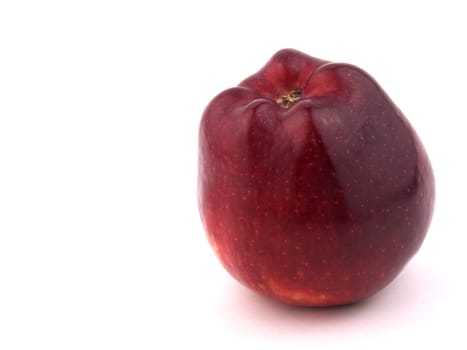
[198,49,435,306]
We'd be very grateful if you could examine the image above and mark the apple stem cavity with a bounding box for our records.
[276,88,302,109]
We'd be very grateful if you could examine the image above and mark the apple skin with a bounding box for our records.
[198,49,435,307]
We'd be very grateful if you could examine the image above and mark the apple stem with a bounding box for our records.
[276,89,302,108]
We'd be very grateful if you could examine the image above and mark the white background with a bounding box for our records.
[1,1,466,349]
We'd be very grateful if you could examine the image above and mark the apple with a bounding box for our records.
[198,49,435,306]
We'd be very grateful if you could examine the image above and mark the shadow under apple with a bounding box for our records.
[215,260,444,339]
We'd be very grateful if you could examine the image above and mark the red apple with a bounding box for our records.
[198,49,435,306]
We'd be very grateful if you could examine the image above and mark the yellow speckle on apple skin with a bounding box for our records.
[267,279,329,306]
